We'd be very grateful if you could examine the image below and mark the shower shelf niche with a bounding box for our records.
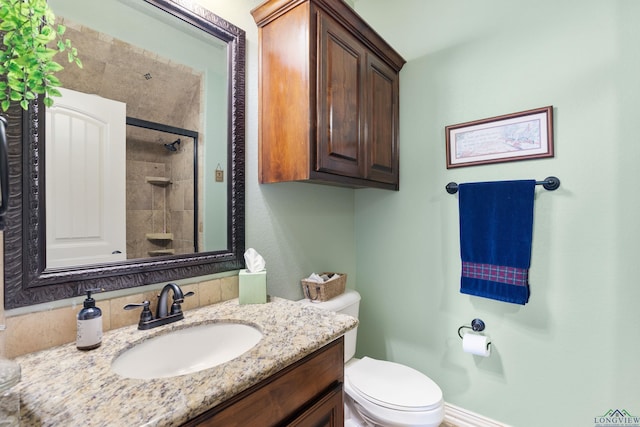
[145,176,172,186]
[148,249,176,256]
[145,233,174,241]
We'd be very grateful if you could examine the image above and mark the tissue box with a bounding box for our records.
[301,272,346,302]
[239,269,267,304]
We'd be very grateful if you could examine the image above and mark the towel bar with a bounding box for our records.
[445,176,560,195]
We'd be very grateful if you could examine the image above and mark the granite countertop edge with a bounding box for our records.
[14,296,358,427]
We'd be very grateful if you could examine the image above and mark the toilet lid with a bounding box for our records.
[345,357,443,412]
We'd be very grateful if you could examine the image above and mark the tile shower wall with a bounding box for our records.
[168,138,196,255]
[54,17,203,132]
[126,156,172,258]
[125,129,196,258]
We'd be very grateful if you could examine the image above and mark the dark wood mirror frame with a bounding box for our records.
[3,0,245,309]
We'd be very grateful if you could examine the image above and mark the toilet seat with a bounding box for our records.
[345,357,443,412]
[344,358,444,426]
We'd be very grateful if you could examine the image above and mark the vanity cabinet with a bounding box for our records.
[183,337,344,427]
[252,0,406,191]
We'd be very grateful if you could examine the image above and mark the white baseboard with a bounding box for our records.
[444,402,511,427]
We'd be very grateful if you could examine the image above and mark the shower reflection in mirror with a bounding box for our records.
[44,105,199,267]
[125,118,199,260]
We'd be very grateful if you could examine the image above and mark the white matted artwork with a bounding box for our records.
[445,106,554,168]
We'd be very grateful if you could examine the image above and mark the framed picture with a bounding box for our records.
[445,106,554,169]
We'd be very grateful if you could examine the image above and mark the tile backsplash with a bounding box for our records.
[1,276,239,359]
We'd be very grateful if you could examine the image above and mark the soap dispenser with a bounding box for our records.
[76,289,103,351]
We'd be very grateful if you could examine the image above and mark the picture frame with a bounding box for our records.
[445,106,554,169]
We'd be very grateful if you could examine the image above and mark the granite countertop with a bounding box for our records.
[15,297,357,427]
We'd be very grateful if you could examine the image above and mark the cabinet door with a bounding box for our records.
[365,54,399,185]
[183,338,344,427]
[316,12,366,179]
[286,384,344,427]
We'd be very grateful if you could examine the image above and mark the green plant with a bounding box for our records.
[0,0,82,111]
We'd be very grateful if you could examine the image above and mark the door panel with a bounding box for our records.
[317,12,365,178]
[366,54,399,184]
[45,88,127,268]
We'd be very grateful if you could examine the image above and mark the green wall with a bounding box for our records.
[202,0,640,425]
[199,0,358,299]
[352,0,640,426]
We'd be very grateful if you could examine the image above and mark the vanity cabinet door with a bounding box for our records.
[286,383,344,427]
[183,337,344,427]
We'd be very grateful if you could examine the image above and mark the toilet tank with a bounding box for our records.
[299,289,360,361]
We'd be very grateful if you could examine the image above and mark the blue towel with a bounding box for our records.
[458,180,536,305]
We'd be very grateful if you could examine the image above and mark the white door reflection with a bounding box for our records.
[45,88,127,268]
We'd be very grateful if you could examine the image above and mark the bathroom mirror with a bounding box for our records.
[3,0,246,309]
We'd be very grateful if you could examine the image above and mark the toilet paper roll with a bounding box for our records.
[462,333,491,357]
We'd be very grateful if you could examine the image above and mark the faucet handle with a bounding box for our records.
[169,291,195,315]
[124,300,154,323]
[174,291,195,304]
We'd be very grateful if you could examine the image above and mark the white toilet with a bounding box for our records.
[300,289,444,427]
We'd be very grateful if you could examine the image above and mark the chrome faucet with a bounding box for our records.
[124,283,194,330]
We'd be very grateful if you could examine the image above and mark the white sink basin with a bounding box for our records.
[111,322,263,379]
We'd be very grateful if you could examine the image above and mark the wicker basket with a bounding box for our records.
[301,272,346,302]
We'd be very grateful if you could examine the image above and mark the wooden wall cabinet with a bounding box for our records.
[183,337,344,427]
[252,0,406,191]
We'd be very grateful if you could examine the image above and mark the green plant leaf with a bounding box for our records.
[27,70,45,86]
[45,61,63,72]
[0,20,16,31]
[46,87,61,98]
[3,30,15,45]
[1,0,83,110]
[38,47,58,60]
[45,74,61,86]
[7,78,24,92]
[40,25,53,37]
[7,62,22,73]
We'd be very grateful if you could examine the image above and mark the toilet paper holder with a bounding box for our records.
[457,318,486,339]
